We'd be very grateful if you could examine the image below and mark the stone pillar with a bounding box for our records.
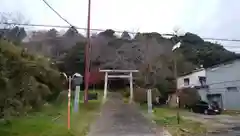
[129,72,133,103]
[103,72,108,100]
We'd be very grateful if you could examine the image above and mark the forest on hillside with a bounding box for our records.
[1,26,238,110]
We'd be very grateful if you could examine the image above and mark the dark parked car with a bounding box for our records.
[189,100,222,115]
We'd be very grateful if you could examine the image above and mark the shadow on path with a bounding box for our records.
[88,93,158,136]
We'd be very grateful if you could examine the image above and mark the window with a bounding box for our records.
[199,76,206,86]
[183,78,190,86]
[227,87,238,92]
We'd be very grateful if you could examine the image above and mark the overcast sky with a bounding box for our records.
[1,0,240,52]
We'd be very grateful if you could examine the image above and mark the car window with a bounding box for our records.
[199,101,208,104]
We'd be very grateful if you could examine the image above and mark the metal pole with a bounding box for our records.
[84,0,91,103]
[67,76,71,130]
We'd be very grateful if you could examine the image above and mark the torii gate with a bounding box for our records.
[99,69,138,102]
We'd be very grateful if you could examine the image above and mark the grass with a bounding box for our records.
[141,105,207,136]
[0,90,103,136]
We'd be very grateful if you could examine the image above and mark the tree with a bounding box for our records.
[0,39,63,119]
[63,26,78,37]
[0,12,28,43]
[99,29,116,38]
[6,26,26,44]
[57,42,85,75]
[121,31,131,40]
[46,28,58,38]
[179,33,237,68]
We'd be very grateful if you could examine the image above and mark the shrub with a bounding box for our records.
[134,87,160,103]
[0,40,64,118]
[56,91,68,104]
[178,87,201,108]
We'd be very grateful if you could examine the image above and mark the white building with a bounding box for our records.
[177,59,240,110]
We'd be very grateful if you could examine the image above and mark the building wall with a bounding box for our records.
[177,69,206,89]
[197,89,208,101]
[206,60,240,110]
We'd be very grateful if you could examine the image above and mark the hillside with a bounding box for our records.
[18,29,238,94]
[54,30,237,73]
[57,30,237,93]
[0,39,63,119]
[179,32,237,68]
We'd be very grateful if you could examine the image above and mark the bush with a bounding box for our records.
[56,91,68,104]
[134,87,161,103]
[179,87,201,108]
[0,40,64,119]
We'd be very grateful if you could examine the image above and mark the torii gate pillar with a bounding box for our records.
[99,69,138,103]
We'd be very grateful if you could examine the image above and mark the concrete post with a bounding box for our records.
[147,89,152,114]
[129,72,133,103]
[103,72,108,100]
[74,86,80,112]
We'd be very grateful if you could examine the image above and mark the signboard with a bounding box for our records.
[73,77,83,86]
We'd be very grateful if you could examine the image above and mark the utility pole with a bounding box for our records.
[84,0,91,103]
[145,36,153,115]
[173,52,180,124]
[172,35,181,124]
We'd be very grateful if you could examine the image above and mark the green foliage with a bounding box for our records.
[133,87,160,103]
[0,101,101,136]
[0,26,27,44]
[179,88,201,108]
[57,42,85,75]
[0,40,63,119]
[152,107,207,136]
[55,30,237,99]
[179,33,237,68]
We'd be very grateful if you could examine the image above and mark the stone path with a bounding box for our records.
[88,93,162,136]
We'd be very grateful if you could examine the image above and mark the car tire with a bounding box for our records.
[204,110,208,115]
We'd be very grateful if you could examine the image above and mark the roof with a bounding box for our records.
[178,58,240,78]
[178,68,205,77]
[206,58,240,70]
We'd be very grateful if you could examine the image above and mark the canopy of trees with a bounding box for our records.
[0,26,27,44]
[19,28,238,97]
[179,33,237,68]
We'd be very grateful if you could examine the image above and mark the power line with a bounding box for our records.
[0,22,135,34]
[41,0,74,26]
[1,22,240,42]
[1,22,70,28]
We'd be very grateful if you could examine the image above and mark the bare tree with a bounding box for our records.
[0,12,29,41]
[0,12,29,29]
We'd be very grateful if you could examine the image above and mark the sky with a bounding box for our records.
[1,0,240,52]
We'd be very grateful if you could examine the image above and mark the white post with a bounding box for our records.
[129,72,133,103]
[147,89,152,114]
[74,86,80,112]
[103,72,108,100]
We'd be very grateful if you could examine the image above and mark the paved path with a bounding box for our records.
[88,93,162,136]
